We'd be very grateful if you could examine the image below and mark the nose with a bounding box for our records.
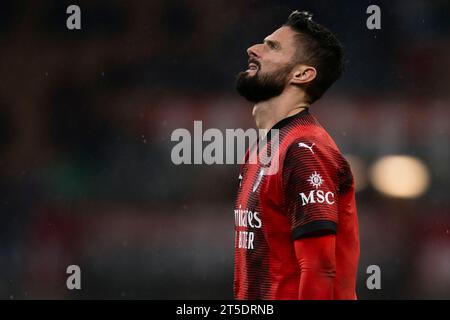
[247,44,260,58]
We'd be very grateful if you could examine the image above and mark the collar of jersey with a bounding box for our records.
[264,108,310,143]
[271,108,310,130]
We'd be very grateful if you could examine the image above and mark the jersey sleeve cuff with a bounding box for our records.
[292,220,337,240]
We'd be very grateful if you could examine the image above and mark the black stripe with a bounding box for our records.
[292,220,337,240]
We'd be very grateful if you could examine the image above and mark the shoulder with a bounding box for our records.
[283,127,342,164]
[282,128,352,188]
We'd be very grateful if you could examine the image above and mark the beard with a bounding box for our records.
[235,63,294,103]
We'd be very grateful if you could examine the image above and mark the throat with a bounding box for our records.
[253,103,309,130]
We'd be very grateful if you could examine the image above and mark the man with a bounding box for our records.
[233,10,360,300]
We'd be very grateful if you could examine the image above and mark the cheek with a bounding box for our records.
[260,60,283,74]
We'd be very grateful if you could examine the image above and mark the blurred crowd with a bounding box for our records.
[0,0,449,299]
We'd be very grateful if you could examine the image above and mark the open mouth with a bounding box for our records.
[248,62,258,71]
[246,59,260,73]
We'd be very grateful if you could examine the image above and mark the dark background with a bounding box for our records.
[0,0,449,299]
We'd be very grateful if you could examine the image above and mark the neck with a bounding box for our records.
[252,87,310,130]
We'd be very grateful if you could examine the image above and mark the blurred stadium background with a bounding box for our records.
[0,0,449,299]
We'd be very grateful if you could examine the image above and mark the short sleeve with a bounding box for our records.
[282,139,339,240]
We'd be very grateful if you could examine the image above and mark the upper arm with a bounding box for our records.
[282,138,339,240]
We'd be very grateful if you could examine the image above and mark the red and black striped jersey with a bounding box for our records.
[233,108,360,300]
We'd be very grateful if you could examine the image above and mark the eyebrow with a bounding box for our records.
[263,39,281,49]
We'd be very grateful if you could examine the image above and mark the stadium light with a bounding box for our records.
[369,155,430,199]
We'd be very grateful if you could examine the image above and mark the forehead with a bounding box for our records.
[264,26,297,50]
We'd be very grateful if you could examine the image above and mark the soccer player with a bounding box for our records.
[233,11,360,300]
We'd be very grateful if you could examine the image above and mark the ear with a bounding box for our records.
[291,65,317,85]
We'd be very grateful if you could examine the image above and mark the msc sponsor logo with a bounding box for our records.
[299,189,335,206]
[299,171,335,206]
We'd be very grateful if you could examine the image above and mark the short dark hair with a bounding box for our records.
[284,10,344,103]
